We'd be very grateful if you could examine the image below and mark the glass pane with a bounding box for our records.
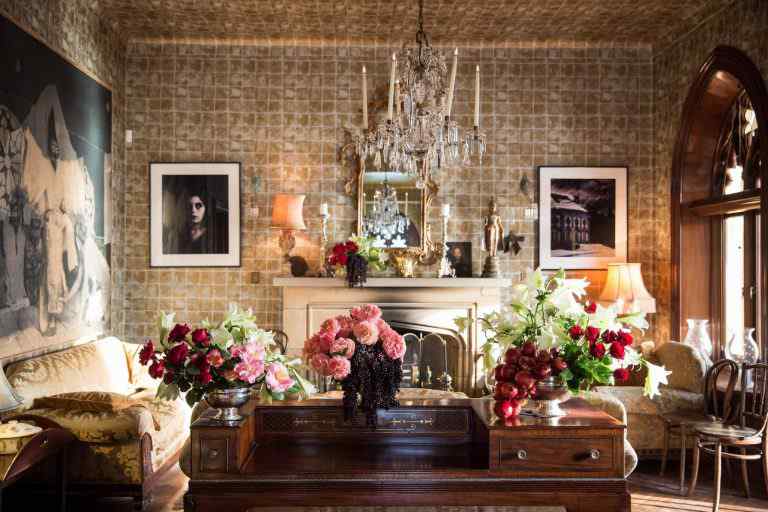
[723,215,745,346]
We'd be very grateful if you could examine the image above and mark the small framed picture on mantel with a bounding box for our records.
[538,166,628,270]
[150,162,241,267]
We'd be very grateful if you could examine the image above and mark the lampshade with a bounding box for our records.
[270,194,306,230]
[0,370,23,414]
[599,263,656,314]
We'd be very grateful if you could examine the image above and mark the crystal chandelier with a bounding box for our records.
[362,175,410,246]
[354,0,486,185]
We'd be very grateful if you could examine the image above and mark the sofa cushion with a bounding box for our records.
[593,386,661,416]
[6,337,132,405]
[33,391,139,413]
[655,342,707,394]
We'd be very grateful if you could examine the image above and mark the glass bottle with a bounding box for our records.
[683,319,713,365]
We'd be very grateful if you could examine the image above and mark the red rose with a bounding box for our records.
[568,325,584,340]
[168,323,191,342]
[191,328,210,346]
[613,368,630,382]
[585,326,600,343]
[149,360,165,379]
[198,368,213,385]
[590,342,606,359]
[584,302,597,314]
[344,241,359,254]
[619,331,633,347]
[602,330,619,344]
[163,368,175,384]
[139,340,155,365]
[610,342,625,360]
[166,343,190,366]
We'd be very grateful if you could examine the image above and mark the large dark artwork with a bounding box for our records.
[0,14,111,353]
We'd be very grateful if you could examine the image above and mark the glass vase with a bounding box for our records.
[683,319,713,365]
[726,328,760,388]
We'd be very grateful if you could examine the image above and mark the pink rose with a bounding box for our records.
[336,315,354,337]
[320,317,341,337]
[310,353,330,374]
[327,356,351,380]
[382,331,406,360]
[265,362,295,394]
[352,320,379,346]
[166,342,189,366]
[350,304,382,322]
[318,332,334,353]
[331,337,357,359]
[206,349,224,368]
[375,318,389,332]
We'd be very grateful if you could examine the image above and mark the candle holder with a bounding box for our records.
[318,210,331,277]
[438,207,455,278]
[463,125,486,165]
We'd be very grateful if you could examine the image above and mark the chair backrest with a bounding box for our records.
[739,362,768,435]
[703,358,740,422]
[271,329,288,355]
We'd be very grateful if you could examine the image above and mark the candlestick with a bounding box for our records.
[320,202,329,216]
[395,80,401,123]
[319,208,330,277]
[387,53,397,121]
[474,65,480,127]
[447,48,458,117]
[362,66,368,129]
[441,203,451,217]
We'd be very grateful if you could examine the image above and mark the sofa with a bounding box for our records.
[592,341,708,457]
[2,336,191,509]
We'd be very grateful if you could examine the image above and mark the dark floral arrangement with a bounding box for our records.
[327,236,386,288]
[303,304,404,427]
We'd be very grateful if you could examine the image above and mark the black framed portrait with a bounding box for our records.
[150,162,240,267]
[446,241,473,277]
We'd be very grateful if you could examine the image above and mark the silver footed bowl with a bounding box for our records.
[533,376,570,417]
[205,387,252,423]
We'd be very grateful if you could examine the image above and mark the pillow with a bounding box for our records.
[32,392,160,430]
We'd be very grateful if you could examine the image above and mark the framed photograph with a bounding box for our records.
[150,162,240,267]
[446,242,473,277]
[538,166,627,270]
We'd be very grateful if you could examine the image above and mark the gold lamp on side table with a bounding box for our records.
[271,194,308,277]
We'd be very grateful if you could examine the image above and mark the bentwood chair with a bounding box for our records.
[659,358,740,494]
[688,362,768,512]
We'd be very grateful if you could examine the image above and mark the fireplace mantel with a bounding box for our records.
[273,276,513,396]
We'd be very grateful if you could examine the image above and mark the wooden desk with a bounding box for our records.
[185,398,629,512]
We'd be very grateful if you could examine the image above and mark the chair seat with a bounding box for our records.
[661,411,717,426]
[694,423,760,441]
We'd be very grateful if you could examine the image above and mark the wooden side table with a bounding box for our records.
[0,421,75,512]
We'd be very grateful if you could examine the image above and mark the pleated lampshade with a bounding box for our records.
[599,262,656,315]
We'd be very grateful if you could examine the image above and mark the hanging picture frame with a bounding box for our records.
[150,162,241,267]
[538,166,628,270]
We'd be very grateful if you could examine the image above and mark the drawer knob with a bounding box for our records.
[208,449,219,459]
[516,449,528,460]
[590,449,601,460]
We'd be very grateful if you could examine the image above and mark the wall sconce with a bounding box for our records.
[271,194,308,276]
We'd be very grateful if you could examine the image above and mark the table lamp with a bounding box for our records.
[599,262,656,315]
[271,194,308,276]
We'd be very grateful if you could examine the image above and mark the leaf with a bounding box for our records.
[259,385,273,404]
[156,382,181,401]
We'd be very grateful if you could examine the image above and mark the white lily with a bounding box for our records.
[210,327,234,348]
[644,361,672,399]
[247,329,276,347]
[157,312,176,349]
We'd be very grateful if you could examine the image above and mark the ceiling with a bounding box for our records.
[97,0,732,47]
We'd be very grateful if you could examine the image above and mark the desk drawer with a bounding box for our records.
[498,437,615,473]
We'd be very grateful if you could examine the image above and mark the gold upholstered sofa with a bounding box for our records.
[2,336,191,509]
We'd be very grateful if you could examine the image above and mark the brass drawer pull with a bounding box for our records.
[516,449,528,460]
[590,449,601,460]
[208,449,219,459]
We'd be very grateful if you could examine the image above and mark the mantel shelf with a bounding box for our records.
[272,277,513,288]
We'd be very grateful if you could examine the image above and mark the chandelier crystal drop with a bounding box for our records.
[354,0,486,184]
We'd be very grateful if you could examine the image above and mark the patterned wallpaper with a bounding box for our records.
[652,0,768,344]
[121,41,656,343]
[0,0,127,347]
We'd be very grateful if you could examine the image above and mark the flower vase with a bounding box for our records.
[533,376,570,417]
[205,388,252,423]
[683,319,713,364]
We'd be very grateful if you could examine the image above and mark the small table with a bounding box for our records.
[0,420,75,512]
[185,397,629,512]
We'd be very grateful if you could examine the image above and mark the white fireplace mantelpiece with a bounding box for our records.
[274,277,512,396]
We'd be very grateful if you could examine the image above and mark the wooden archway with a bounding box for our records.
[671,46,768,349]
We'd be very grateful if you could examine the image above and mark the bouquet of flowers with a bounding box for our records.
[457,269,670,419]
[303,304,405,426]
[327,235,386,287]
[139,305,315,407]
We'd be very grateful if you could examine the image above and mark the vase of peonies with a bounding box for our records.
[303,304,405,427]
[139,305,315,422]
[458,269,670,420]
[327,236,386,287]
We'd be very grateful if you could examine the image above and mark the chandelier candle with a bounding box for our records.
[387,53,397,121]
[447,48,458,117]
[362,66,368,129]
[474,65,481,127]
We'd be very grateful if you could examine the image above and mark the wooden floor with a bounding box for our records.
[147,460,768,512]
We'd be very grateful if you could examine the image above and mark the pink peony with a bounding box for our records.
[382,330,406,360]
[350,304,382,322]
[206,349,224,368]
[375,318,389,332]
[336,315,354,337]
[234,355,265,384]
[331,337,357,359]
[318,332,334,353]
[265,362,295,394]
[320,317,341,337]
[327,356,351,380]
[232,340,266,362]
[352,320,379,346]
[310,353,331,374]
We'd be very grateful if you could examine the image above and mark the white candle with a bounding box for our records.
[362,66,368,129]
[446,48,458,117]
[474,65,480,127]
[395,80,401,121]
[320,203,329,216]
[387,53,397,121]
[441,204,451,217]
